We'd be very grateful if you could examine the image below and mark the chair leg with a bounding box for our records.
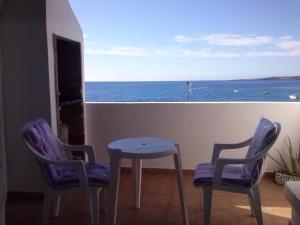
[203,186,213,225]
[248,194,255,217]
[52,195,61,218]
[42,193,53,225]
[253,186,263,225]
[0,200,5,225]
[99,188,107,212]
[89,188,100,225]
[108,155,121,225]
[173,147,189,225]
[249,186,263,225]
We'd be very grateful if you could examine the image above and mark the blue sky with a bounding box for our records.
[69,0,300,81]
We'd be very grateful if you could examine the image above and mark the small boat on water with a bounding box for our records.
[233,89,239,94]
[289,94,298,100]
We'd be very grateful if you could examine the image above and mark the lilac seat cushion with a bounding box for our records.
[54,163,110,189]
[23,118,110,189]
[193,118,277,188]
[242,118,277,185]
[194,163,249,187]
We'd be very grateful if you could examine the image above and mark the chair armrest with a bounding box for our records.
[211,138,252,164]
[213,152,264,186]
[24,140,89,189]
[58,140,96,164]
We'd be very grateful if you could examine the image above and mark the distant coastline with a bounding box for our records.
[235,75,300,81]
[85,75,300,83]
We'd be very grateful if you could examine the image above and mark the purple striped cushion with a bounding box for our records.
[53,163,110,189]
[23,118,69,185]
[194,163,249,187]
[242,118,277,185]
[23,118,109,188]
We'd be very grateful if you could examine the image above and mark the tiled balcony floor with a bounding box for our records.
[6,171,291,225]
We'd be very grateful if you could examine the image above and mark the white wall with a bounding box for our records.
[0,0,84,193]
[46,0,84,134]
[86,103,300,171]
[0,0,51,192]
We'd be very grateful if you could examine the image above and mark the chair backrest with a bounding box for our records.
[242,118,281,187]
[22,118,69,186]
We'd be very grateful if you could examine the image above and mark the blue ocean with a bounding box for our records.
[85,80,300,102]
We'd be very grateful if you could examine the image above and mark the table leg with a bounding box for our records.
[132,159,142,208]
[173,144,189,225]
[108,155,121,225]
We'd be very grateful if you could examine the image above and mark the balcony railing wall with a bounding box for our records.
[85,102,300,171]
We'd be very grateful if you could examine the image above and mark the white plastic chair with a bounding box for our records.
[22,118,109,225]
[193,118,281,225]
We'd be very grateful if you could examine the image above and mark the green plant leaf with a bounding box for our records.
[268,152,289,171]
[291,156,299,175]
[284,136,300,175]
[268,154,283,168]
[295,162,300,176]
[271,136,300,176]
[298,143,300,164]
[286,137,293,155]
[277,150,290,172]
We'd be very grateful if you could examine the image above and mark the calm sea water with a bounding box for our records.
[85,80,300,102]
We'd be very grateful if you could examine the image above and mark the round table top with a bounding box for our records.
[107,137,177,159]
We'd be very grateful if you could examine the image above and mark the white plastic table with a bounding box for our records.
[107,137,189,225]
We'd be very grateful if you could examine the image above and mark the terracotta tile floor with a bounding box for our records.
[6,172,291,225]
